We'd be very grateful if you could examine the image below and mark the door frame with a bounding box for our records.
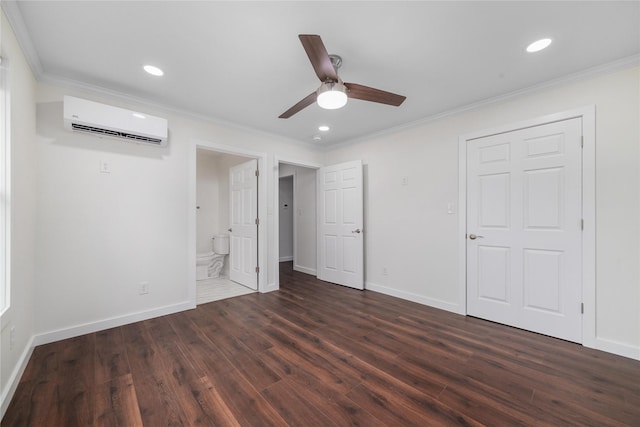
[188,139,268,306]
[273,156,322,290]
[457,106,596,348]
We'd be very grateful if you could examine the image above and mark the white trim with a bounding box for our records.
[0,2,44,77]
[581,107,597,349]
[458,106,596,348]
[190,139,269,297]
[328,55,639,150]
[0,335,34,419]
[594,338,640,361]
[0,54,10,317]
[279,256,293,262]
[366,281,462,314]
[33,301,194,346]
[293,265,316,276]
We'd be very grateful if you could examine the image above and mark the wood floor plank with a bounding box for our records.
[94,373,143,427]
[120,321,166,383]
[4,262,640,426]
[56,334,95,427]
[0,378,60,427]
[261,379,337,427]
[132,371,189,427]
[94,327,130,386]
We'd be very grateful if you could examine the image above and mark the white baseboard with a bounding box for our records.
[593,337,640,361]
[365,284,640,361]
[1,335,35,419]
[293,264,316,276]
[365,281,463,315]
[279,256,294,262]
[33,301,194,346]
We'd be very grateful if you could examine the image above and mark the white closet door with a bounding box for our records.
[467,118,582,343]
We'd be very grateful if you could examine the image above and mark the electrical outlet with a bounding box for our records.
[382,267,388,276]
[139,281,149,295]
[10,326,16,350]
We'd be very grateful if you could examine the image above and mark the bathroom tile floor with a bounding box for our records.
[196,276,255,305]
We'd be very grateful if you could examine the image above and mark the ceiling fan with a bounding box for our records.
[279,34,406,118]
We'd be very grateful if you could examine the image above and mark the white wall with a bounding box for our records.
[325,66,640,358]
[278,175,293,261]
[0,10,38,416]
[196,149,219,253]
[279,163,317,275]
[196,150,248,257]
[33,82,323,340]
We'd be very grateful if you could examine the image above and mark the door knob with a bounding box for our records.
[469,234,484,240]
[352,229,362,234]
[228,228,232,232]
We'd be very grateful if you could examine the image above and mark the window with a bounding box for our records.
[0,55,10,314]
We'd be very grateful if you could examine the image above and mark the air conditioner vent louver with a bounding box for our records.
[71,123,163,145]
[63,96,168,146]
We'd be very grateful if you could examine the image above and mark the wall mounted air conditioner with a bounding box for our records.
[63,96,168,146]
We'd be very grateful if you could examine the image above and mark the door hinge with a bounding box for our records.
[581,136,584,148]
[255,266,260,273]
[255,169,259,177]
[581,303,584,314]
[581,219,584,230]
[255,218,260,225]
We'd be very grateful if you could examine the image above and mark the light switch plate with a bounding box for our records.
[100,160,111,173]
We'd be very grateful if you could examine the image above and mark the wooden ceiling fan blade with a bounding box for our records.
[345,83,406,106]
[299,34,339,82]
[279,92,317,118]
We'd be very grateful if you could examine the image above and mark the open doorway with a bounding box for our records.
[278,162,318,278]
[189,141,267,307]
[279,175,294,263]
[195,149,256,304]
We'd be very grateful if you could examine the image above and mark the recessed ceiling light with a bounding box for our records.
[318,125,330,132]
[143,65,164,76]
[312,135,322,142]
[526,38,552,53]
[132,113,146,119]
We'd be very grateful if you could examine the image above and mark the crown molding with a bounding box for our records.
[326,54,640,151]
[1,0,44,77]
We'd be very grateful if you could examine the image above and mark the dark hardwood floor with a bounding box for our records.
[3,262,639,426]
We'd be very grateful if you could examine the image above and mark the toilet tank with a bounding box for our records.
[213,234,230,254]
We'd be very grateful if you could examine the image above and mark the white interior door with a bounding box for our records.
[317,160,364,290]
[229,159,258,290]
[467,118,582,342]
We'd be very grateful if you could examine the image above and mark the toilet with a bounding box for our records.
[196,234,230,280]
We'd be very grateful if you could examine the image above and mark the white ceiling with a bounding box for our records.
[4,1,639,146]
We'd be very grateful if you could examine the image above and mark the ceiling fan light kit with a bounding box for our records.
[317,81,348,109]
[279,34,406,118]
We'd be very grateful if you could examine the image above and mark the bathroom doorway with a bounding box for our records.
[195,148,257,304]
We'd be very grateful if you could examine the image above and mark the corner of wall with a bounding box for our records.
[0,335,35,419]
